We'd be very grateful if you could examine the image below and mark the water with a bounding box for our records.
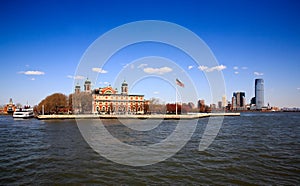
[0,113,299,185]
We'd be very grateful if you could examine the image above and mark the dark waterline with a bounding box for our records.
[0,112,299,185]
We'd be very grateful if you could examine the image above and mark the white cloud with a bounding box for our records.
[153,91,159,94]
[67,75,85,80]
[198,65,226,72]
[188,65,193,70]
[103,82,109,85]
[198,65,208,71]
[92,67,108,73]
[143,67,173,75]
[19,70,45,75]
[138,64,148,69]
[234,71,239,74]
[241,66,248,70]
[30,78,35,81]
[297,88,300,90]
[233,66,239,70]
[254,72,264,76]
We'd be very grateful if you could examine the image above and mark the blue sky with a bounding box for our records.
[0,0,300,108]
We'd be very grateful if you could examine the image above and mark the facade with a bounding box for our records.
[92,80,145,114]
[3,98,16,114]
[222,95,227,108]
[255,79,264,110]
[218,101,222,109]
[232,92,246,110]
[198,99,205,112]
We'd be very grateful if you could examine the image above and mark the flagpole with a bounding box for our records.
[175,85,178,115]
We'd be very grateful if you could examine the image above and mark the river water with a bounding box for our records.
[0,112,299,185]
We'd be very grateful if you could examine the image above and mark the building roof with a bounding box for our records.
[122,80,128,86]
[85,78,91,84]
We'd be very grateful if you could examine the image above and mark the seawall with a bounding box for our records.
[37,113,240,120]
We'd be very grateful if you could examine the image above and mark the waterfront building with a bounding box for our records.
[222,95,227,108]
[232,92,246,110]
[4,98,16,114]
[218,101,222,109]
[250,97,256,105]
[92,80,145,114]
[255,79,264,110]
[210,104,216,110]
[198,99,206,112]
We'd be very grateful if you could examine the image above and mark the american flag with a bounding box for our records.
[176,78,184,87]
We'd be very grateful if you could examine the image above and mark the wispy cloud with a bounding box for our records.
[254,72,264,76]
[92,67,108,73]
[233,66,248,70]
[99,81,110,85]
[30,78,35,81]
[188,65,193,70]
[67,75,85,80]
[234,71,239,74]
[144,67,173,75]
[138,64,148,69]
[122,64,129,68]
[198,65,226,72]
[18,70,45,75]
[153,91,159,94]
[122,63,135,69]
[297,88,300,90]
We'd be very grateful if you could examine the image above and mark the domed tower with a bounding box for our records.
[121,80,128,95]
[75,83,81,94]
[84,78,92,93]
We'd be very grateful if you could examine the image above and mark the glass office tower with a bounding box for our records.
[255,79,264,110]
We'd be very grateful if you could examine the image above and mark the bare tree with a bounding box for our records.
[37,93,68,114]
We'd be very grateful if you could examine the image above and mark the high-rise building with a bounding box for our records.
[218,101,222,109]
[232,92,246,110]
[198,99,205,112]
[222,95,227,107]
[255,79,264,110]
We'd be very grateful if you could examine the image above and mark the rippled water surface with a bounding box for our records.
[0,112,299,185]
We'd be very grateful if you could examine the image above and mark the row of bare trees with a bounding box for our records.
[36,92,92,114]
[147,98,199,114]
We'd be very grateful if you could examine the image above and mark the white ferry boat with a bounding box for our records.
[13,106,34,119]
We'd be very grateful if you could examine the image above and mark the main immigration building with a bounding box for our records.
[76,79,145,114]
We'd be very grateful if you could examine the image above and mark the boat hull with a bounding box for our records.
[13,112,34,119]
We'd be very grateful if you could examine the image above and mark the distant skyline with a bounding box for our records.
[0,0,300,108]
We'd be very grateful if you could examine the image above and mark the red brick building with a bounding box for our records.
[92,81,145,114]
